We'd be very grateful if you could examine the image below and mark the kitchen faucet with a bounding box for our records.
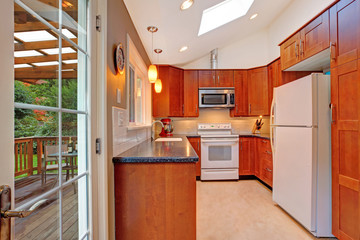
[151,120,164,141]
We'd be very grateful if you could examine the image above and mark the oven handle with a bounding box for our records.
[201,139,239,143]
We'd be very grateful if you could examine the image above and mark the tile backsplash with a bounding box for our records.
[155,108,270,135]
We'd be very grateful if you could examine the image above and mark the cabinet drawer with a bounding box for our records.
[257,138,271,151]
[261,159,273,187]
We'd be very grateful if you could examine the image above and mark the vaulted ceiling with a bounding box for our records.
[124,0,294,66]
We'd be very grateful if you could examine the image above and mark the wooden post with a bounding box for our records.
[37,139,42,174]
[28,139,33,176]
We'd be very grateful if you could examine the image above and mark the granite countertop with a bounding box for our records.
[113,135,199,163]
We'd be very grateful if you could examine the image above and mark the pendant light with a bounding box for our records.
[154,48,163,93]
[147,26,158,83]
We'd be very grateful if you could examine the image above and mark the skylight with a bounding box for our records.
[33,61,59,67]
[63,59,78,64]
[14,30,57,42]
[14,50,43,58]
[62,29,77,39]
[41,47,76,55]
[198,0,254,36]
[14,64,32,69]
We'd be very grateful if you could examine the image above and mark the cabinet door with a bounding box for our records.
[169,67,184,117]
[198,70,216,87]
[184,70,199,117]
[239,138,254,175]
[231,70,248,117]
[257,139,273,187]
[300,10,330,60]
[268,60,280,111]
[331,59,360,239]
[216,70,234,87]
[280,32,301,70]
[153,66,170,117]
[248,67,269,116]
[187,137,201,177]
[330,0,360,68]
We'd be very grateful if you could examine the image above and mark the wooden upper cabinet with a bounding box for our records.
[198,70,216,87]
[300,10,330,60]
[152,66,184,117]
[216,70,234,87]
[248,67,269,116]
[267,59,280,111]
[280,32,301,70]
[280,10,330,70]
[331,59,360,239]
[184,70,199,117]
[199,70,234,87]
[330,0,360,68]
[230,70,248,117]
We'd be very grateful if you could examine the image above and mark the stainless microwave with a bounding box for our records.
[199,88,235,108]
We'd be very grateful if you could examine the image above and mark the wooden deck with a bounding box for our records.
[14,175,78,240]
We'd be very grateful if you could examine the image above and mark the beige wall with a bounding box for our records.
[106,0,150,238]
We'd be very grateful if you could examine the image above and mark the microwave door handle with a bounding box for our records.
[227,94,230,105]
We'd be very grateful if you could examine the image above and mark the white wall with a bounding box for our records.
[179,0,336,69]
[179,30,270,69]
[0,0,14,192]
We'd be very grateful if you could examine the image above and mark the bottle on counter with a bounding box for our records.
[68,137,73,153]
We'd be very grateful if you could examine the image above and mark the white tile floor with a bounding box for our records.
[196,180,337,240]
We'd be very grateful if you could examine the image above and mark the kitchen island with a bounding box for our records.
[113,135,198,240]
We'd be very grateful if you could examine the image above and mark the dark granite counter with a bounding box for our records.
[113,135,198,163]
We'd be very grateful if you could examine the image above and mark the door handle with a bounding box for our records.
[330,42,336,61]
[330,103,336,124]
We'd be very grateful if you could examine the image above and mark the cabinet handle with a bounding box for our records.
[300,40,304,56]
[218,75,220,85]
[265,150,272,155]
[262,140,267,143]
[249,104,251,114]
[195,104,198,114]
[330,42,336,60]
[213,75,216,86]
[295,42,298,58]
[330,103,336,124]
[197,141,200,151]
[265,168,272,172]
[240,139,243,151]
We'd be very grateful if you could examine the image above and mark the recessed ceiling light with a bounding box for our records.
[14,30,57,42]
[14,50,43,58]
[14,64,32,69]
[250,13,258,20]
[33,61,59,66]
[198,0,254,36]
[179,46,188,52]
[181,0,194,10]
[41,47,76,55]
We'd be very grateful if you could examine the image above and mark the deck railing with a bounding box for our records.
[14,136,77,177]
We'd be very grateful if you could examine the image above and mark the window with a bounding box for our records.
[128,36,151,126]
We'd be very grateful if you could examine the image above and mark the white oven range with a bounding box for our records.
[198,123,239,180]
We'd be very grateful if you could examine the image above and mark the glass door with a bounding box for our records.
[13,0,90,239]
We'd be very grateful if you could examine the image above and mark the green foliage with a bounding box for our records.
[14,79,78,138]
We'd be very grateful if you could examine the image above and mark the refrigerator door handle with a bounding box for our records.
[270,98,275,156]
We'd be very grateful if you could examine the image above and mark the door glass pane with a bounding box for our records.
[208,146,232,161]
[15,192,60,239]
[63,177,89,239]
[14,110,60,203]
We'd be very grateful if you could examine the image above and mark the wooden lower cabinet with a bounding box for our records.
[256,138,273,187]
[114,163,196,240]
[187,137,201,177]
[331,59,360,240]
[239,137,255,175]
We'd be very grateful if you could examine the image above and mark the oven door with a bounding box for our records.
[201,137,239,169]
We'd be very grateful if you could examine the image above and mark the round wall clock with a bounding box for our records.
[115,43,125,74]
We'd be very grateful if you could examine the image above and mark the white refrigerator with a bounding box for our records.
[270,73,333,237]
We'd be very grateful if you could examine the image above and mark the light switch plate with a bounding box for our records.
[116,88,121,104]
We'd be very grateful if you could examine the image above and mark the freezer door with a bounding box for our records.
[272,126,317,232]
[274,74,315,126]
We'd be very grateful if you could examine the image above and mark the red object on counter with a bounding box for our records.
[159,118,173,137]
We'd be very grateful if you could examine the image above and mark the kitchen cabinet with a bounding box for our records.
[330,59,360,240]
[183,70,199,117]
[152,66,184,117]
[280,10,330,70]
[187,137,201,177]
[239,137,255,175]
[330,0,360,68]
[248,67,269,116]
[198,70,234,87]
[114,162,196,240]
[257,138,273,187]
[230,70,248,117]
[267,59,281,111]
